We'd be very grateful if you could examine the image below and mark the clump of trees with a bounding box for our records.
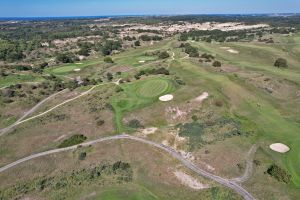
[158,51,170,59]
[134,40,140,46]
[274,58,288,68]
[101,40,122,55]
[56,53,75,63]
[212,61,222,67]
[267,164,291,183]
[58,134,87,148]
[134,67,170,79]
[139,35,162,41]
[181,43,199,57]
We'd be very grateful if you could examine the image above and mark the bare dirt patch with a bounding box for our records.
[194,92,209,102]
[174,171,209,190]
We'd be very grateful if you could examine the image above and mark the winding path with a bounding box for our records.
[0,90,65,136]
[231,144,259,183]
[0,82,113,137]
[0,134,255,200]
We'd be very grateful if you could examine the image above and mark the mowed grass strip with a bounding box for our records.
[137,79,169,98]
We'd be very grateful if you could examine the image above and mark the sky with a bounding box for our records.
[1,0,300,17]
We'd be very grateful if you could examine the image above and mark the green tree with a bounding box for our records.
[134,40,140,46]
[212,61,222,67]
[274,58,288,68]
[158,51,170,59]
[104,56,114,63]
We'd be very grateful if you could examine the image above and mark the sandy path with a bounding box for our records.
[231,144,259,183]
[0,82,117,137]
[0,90,66,136]
[0,134,255,200]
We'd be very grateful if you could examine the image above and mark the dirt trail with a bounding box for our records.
[0,90,65,136]
[0,82,116,137]
[0,134,255,200]
[231,144,259,183]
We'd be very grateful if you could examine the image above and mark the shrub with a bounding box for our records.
[58,134,87,148]
[78,152,87,160]
[104,56,114,63]
[158,51,170,59]
[215,100,224,107]
[267,164,291,183]
[115,86,124,93]
[274,58,288,68]
[134,40,140,46]
[96,119,105,126]
[127,119,143,129]
[212,61,222,67]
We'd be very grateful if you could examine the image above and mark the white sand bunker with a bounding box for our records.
[159,94,173,102]
[75,63,83,65]
[227,49,239,54]
[139,60,145,63]
[270,143,290,153]
[73,68,81,72]
[174,171,209,190]
[195,92,209,102]
[220,47,239,54]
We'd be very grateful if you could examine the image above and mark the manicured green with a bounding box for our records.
[110,77,176,133]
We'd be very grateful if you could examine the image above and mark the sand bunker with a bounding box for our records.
[270,143,290,153]
[159,94,173,102]
[139,60,145,63]
[195,92,209,102]
[73,68,81,72]
[174,171,209,190]
[227,49,239,54]
[75,63,83,65]
[220,47,239,54]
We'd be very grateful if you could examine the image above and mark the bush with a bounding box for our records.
[134,40,140,46]
[215,100,224,107]
[58,134,87,148]
[104,56,113,63]
[127,119,143,129]
[96,119,105,126]
[158,51,170,59]
[212,61,222,67]
[267,164,291,183]
[78,152,87,160]
[56,53,73,63]
[115,86,124,93]
[274,58,288,68]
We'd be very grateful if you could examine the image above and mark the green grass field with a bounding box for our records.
[0,74,45,88]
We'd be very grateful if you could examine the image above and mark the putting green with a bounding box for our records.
[111,77,176,133]
[137,79,169,98]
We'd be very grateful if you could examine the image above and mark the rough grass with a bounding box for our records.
[0,74,44,88]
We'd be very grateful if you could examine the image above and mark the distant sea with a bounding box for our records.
[0,13,299,21]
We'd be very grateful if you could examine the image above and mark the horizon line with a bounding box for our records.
[1,13,300,19]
